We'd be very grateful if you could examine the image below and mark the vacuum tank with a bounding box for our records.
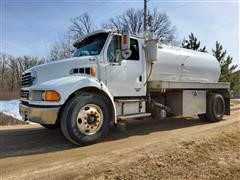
[147,43,221,83]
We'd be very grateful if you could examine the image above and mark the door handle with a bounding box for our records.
[110,62,121,66]
[139,75,142,82]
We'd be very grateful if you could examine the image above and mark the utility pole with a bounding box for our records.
[144,0,148,31]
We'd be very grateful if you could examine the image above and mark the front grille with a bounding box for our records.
[20,90,29,99]
[21,72,33,87]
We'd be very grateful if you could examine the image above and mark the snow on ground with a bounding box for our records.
[0,100,22,120]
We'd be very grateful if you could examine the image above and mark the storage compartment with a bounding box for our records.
[166,90,206,116]
[115,100,146,116]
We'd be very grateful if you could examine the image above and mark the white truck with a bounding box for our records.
[19,29,230,145]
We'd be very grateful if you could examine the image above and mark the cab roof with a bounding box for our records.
[73,29,112,47]
[73,29,143,47]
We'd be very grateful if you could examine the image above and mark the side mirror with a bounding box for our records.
[121,30,130,50]
[121,30,132,59]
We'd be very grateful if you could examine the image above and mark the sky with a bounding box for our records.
[0,0,239,66]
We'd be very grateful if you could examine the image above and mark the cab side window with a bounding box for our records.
[107,36,119,62]
[107,36,139,62]
[129,38,139,60]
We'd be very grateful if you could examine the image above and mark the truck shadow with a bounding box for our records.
[106,117,206,141]
[0,117,208,159]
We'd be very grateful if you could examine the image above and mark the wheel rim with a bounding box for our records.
[214,97,224,116]
[76,104,103,135]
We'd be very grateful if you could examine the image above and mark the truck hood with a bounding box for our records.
[25,56,97,86]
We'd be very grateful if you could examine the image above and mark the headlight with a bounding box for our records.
[29,90,61,102]
[29,90,45,101]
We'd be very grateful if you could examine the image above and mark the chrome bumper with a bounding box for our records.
[19,103,60,124]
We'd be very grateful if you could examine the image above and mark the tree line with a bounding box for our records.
[0,8,238,95]
[0,54,45,91]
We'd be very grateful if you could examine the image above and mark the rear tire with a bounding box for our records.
[198,93,225,122]
[60,93,111,146]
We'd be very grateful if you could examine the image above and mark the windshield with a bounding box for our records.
[73,33,108,57]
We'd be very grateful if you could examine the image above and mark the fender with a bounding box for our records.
[29,75,117,123]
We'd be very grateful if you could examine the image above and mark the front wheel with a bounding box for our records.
[60,93,111,145]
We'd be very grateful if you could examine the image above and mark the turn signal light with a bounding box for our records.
[45,90,61,101]
[90,66,96,76]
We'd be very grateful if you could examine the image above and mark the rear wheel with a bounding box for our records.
[198,93,225,122]
[60,93,111,145]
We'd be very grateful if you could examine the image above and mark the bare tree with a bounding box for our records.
[150,9,176,43]
[49,36,74,61]
[103,8,177,43]
[7,57,18,91]
[69,13,95,40]
[0,53,7,88]
[0,54,44,91]
[103,8,143,34]
[17,56,44,71]
[49,13,95,61]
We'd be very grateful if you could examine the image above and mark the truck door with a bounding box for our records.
[104,35,146,97]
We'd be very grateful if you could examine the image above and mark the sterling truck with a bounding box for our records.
[19,29,230,145]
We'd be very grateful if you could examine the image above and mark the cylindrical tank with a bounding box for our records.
[148,44,220,83]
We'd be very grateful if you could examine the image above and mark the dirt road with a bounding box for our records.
[1,100,240,180]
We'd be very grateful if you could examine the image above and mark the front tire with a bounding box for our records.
[60,93,111,146]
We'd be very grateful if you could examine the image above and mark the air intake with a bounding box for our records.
[21,72,33,87]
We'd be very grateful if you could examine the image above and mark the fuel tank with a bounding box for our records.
[149,44,220,83]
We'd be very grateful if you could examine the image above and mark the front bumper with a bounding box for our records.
[19,103,60,124]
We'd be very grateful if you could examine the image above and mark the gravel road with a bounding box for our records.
[1,100,239,180]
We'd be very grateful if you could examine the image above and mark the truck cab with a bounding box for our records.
[20,29,230,145]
